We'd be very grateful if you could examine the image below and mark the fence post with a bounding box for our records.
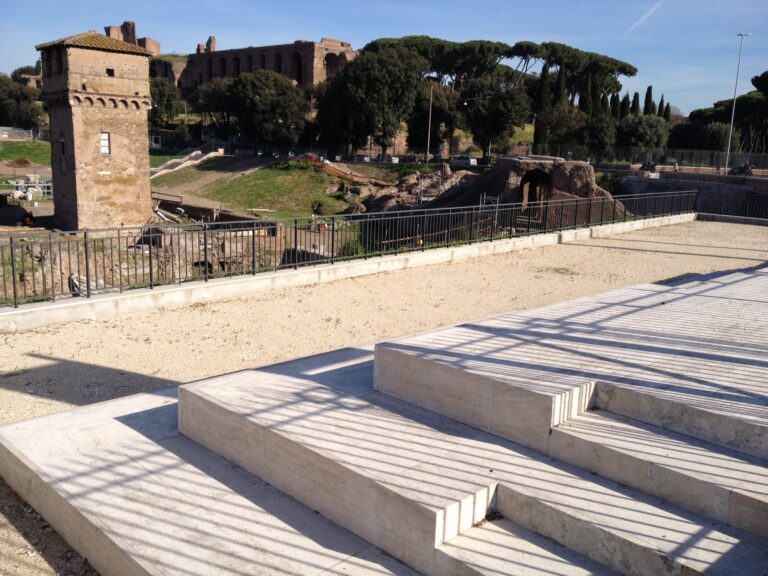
[9,236,18,308]
[469,210,475,244]
[203,224,209,281]
[117,229,123,293]
[83,231,91,298]
[293,219,299,269]
[148,230,154,289]
[331,216,336,264]
[422,210,428,251]
[48,234,55,302]
[252,220,257,274]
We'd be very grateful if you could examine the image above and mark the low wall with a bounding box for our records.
[0,213,695,333]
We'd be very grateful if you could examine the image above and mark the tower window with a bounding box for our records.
[106,68,115,77]
[100,132,111,155]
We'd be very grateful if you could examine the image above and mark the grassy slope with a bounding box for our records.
[341,162,440,182]
[149,150,186,168]
[200,163,347,219]
[0,141,51,166]
[151,156,244,188]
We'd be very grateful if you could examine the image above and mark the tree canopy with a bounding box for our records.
[0,74,42,129]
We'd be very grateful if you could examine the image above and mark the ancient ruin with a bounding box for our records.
[37,31,154,230]
[151,37,355,91]
[104,21,161,56]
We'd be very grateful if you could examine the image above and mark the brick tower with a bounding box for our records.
[36,31,153,230]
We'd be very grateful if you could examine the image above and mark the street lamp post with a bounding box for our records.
[725,32,751,174]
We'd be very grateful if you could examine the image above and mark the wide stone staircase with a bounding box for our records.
[178,275,768,576]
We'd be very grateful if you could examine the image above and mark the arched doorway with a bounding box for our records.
[291,52,303,85]
[519,169,552,209]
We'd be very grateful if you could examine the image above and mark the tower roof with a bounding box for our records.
[36,31,151,56]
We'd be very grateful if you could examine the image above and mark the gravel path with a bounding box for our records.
[1,220,766,575]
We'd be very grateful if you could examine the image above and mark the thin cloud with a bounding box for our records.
[623,1,664,37]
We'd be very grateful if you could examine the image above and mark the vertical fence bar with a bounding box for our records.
[331,217,336,264]
[9,236,18,307]
[251,221,257,274]
[148,230,154,289]
[83,231,91,298]
[203,224,209,281]
[293,219,298,269]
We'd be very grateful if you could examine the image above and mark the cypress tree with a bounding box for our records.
[536,65,551,112]
[579,75,593,115]
[663,102,671,121]
[643,85,656,115]
[591,75,602,116]
[554,65,566,105]
[620,93,631,119]
[631,92,641,116]
[610,93,621,121]
[533,66,551,153]
[600,93,609,115]
[657,95,665,117]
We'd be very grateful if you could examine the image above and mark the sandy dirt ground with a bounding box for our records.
[0,220,767,575]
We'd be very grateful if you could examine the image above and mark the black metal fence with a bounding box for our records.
[0,189,717,308]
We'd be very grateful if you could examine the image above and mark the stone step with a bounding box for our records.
[374,342,596,454]
[593,381,768,460]
[178,373,497,576]
[436,517,618,575]
[551,410,768,539]
[179,370,768,576]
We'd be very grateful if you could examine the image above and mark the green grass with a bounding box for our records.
[155,54,188,63]
[511,123,535,145]
[150,150,186,168]
[199,162,347,219]
[151,156,243,188]
[595,171,625,195]
[0,141,51,166]
[340,162,442,182]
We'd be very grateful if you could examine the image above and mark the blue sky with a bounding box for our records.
[1,0,765,114]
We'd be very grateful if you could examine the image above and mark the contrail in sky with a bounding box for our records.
[623,1,664,37]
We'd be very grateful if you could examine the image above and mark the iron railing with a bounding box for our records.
[0,190,709,308]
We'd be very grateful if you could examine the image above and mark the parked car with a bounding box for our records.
[453,155,478,166]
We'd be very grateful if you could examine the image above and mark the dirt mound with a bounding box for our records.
[6,158,31,168]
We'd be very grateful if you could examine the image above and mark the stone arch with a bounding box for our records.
[519,169,552,208]
[108,98,117,108]
[83,96,94,107]
[324,53,346,77]
[291,52,303,85]
[130,100,141,110]
[96,97,106,107]
[72,95,82,105]
[119,99,129,109]
[141,100,151,109]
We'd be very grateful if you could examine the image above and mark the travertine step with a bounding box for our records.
[593,381,768,460]
[551,410,768,539]
[179,370,768,576]
[436,517,618,575]
[374,275,768,460]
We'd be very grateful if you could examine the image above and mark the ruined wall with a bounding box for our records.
[105,21,161,56]
[175,38,355,92]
